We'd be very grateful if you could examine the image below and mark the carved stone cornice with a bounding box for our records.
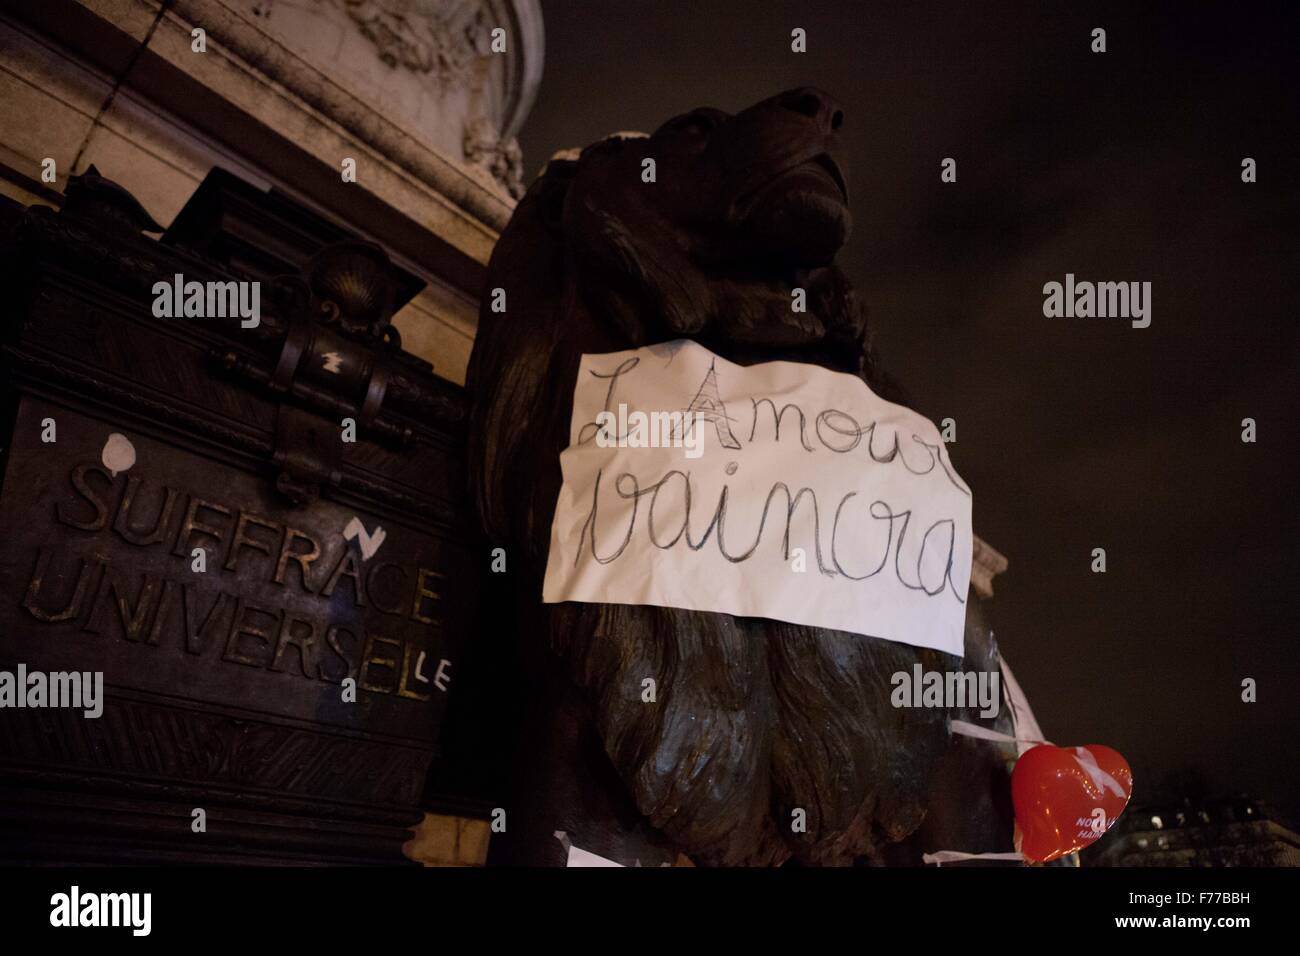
[17,0,542,275]
[224,0,540,200]
[340,0,488,83]
[464,116,525,199]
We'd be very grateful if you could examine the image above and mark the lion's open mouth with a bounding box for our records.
[810,154,848,202]
[736,152,849,214]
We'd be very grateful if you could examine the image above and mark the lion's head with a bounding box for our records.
[468,88,959,866]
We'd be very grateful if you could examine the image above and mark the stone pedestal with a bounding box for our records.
[0,0,542,385]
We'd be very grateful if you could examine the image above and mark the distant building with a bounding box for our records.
[1091,798,1300,867]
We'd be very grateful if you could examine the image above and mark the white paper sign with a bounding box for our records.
[542,340,973,656]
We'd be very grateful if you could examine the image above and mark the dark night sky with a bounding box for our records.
[519,1,1300,819]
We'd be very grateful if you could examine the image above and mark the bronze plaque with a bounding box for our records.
[0,168,484,862]
[0,397,467,807]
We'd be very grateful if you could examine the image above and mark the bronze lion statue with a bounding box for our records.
[466,88,1017,866]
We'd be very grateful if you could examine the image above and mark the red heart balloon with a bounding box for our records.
[1011,744,1133,863]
